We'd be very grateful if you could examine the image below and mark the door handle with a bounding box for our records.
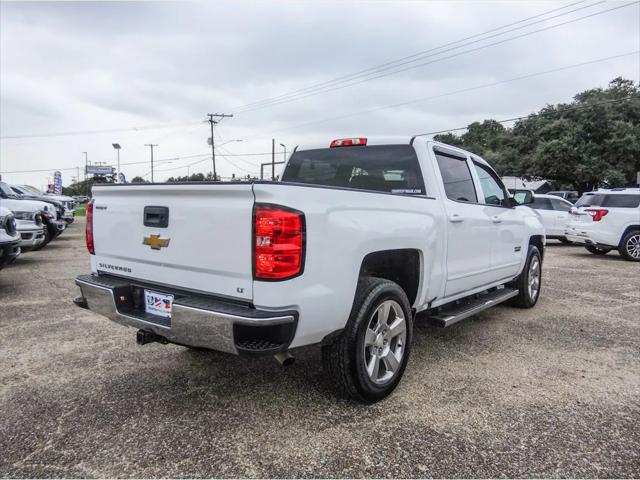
[492,215,502,224]
[449,214,464,223]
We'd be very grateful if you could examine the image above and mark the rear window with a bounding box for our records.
[575,194,640,208]
[281,145,426,195]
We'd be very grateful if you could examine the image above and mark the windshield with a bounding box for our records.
[21,185,44,195]
[0,182,17,197]
[281,145,426,195]
[576,193,640,208]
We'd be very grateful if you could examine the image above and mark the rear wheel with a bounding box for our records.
[507,245,542,308]
[619,230,640,262]
[585,245,612,255]
[322,277,413,403]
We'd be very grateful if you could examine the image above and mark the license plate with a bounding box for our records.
[144,290,173,318]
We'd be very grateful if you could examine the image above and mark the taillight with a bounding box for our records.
[585,208,608,222]
[254,204,304,280]
[86,199,95,254]
[330,138,367,148]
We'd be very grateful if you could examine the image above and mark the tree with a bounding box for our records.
[131,176,148,183]
[434,78,639,192]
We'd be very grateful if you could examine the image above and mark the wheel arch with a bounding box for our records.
[358,248,422,306]
[619,225,640,247]
[529,234,545,262]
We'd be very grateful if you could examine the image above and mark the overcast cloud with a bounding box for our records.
[1,0,638,188]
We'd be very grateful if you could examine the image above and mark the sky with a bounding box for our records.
[1,0,639,189]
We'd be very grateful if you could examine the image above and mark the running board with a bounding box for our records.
[428,288,518,328]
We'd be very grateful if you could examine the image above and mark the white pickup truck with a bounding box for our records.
[74,137,545,402]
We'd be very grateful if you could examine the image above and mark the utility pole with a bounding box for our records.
[76,166,80,185]
[145,144,159,182]
[272,138,275,181]
[207,113,233,181]
[83,152,88,181]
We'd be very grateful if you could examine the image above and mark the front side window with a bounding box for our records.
[434,151,477,203]
[472,161,507,207]
[550,198,571,212]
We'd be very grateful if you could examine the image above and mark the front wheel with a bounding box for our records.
[585,245,612,255]
[507,245,542,308]
[322,277,413,403]
[619,230,640,262]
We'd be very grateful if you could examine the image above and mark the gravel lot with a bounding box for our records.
[1,218,639,478]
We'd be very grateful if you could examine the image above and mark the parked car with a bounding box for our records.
[529,193,574,243]
[548,190,580,203]
[74,138,544,402]
[566,188,640,261]
[13,210,46,252]
[0,181,65,247]
[0,207,21,270]
[10,184,76,224]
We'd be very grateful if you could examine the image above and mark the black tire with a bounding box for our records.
[559,237,574,245]
[585,244,612,255]
[322,277,413,403]
[507,245,542,308]
[618,230,640,262]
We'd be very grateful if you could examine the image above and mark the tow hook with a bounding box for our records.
[274,351,295,367]
[136,329,168,346]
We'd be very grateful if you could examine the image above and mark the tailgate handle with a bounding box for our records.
[144,206,169,228]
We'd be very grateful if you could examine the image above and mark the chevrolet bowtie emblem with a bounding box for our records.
[143,234,170,250]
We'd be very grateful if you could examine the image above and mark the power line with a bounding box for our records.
[235,0,598,111]
[0,121,202,140]
[235,2,638,114]
[268,50,639,134]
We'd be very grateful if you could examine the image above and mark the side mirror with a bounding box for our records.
[512,189,533,205]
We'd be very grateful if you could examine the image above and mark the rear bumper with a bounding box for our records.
[75,273,297,356]
[565,225,619,248]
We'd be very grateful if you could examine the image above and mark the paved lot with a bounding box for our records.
[1,219,639,478]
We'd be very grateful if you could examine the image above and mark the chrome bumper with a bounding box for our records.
[75,274,297,355]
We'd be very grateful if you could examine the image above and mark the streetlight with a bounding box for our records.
[83,152,88,180]
[279,143,287,164]
[112,143,121,183]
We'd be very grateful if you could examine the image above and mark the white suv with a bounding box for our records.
[565,188,640,261]
[529,194,574,243]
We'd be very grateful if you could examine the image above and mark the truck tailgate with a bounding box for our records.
[91,183,254,300]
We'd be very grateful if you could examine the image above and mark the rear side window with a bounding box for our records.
[531,197,553,210]
[550,198,571,212]
[281,145,426,195]
[434,151,477,203]
[576,194,640,208]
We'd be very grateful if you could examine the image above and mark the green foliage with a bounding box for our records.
[434,78,640,192]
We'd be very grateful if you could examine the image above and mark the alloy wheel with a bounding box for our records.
[363,299,407,385]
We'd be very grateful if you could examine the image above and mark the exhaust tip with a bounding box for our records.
[73,296,88,309]
[274,351,295,367]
